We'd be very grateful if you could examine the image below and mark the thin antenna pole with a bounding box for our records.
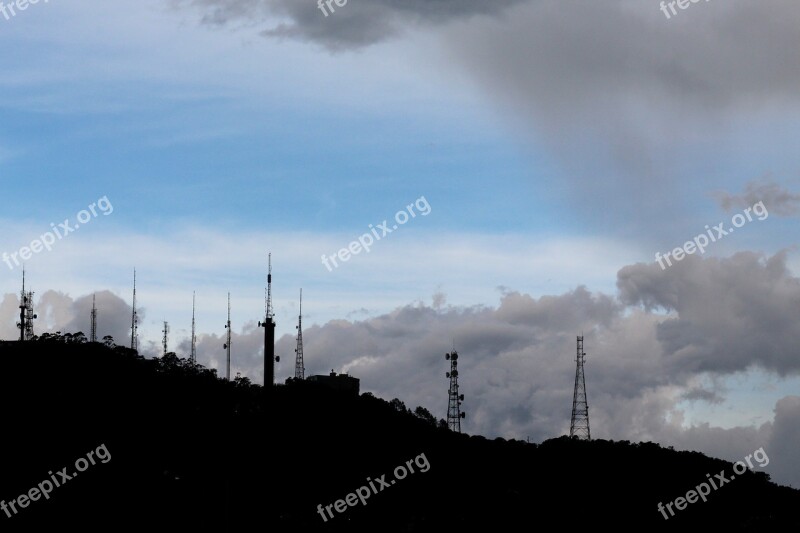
[18,268,26,342]
[266,253,273,319]
[190,291,197,364]
[224,292,231,381]
[130,269,138,352]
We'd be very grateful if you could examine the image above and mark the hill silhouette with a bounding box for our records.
[1,335,798,530]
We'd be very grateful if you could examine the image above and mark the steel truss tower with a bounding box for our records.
[90,294,98,343]
[445,351,466,432]
[17,269,36,341]
[162,321,169,356]
[570,335,591,440]
[294,288,305,380]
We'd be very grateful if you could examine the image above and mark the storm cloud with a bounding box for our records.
[169,0,526,50]
[170,0,800,231]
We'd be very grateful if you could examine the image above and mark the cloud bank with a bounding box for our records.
[6,250,800,485]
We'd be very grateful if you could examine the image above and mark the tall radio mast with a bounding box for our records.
[260,253,278,386]
[294,289,305,380]
[190,291,197,364]
[130,269,138,352]
[223,293,231,381]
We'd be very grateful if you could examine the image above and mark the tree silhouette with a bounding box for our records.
[414,406,437,427]
[390,397,409,414]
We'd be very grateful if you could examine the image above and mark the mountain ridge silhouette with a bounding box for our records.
[0,335,798,530]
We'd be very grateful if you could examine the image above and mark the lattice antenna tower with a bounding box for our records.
[223,292,231,381]
[90,294,98,343]
[130,269,138,352]
[162,321,169,356]
[24,290,35,341]
[294,288,305,380]
[569,335,591,440]
[17,268,37,341]
[445,350,466,432]
[190,291,197,364]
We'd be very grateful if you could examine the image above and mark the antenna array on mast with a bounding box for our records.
[445,350,466,433]
[17,268,36,342]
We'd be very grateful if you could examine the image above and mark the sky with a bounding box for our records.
[1,0,800,486]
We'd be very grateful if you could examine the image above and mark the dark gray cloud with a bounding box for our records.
[169,0,526,50]
[716,179,800,217]
[682,387,724,405]
[618,251,800,376]
[169,0,800,235]
[442,0,800,227]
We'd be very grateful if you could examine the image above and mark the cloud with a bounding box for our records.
[168,0,800,230]
[618,251,800,375]
[716,179,800,217]
[0,290,139,348]
[169,0,526,50]
[439,0,800,223]
[682,387,724,405]
[761,396,800,487]
[282,250,800,487]
[658,395,800,488]
[182,320,267,381]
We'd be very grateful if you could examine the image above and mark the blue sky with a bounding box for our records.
[2,0,800,486]
[0,1,643,330]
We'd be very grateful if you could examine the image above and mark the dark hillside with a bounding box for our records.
[0,337,797,530]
